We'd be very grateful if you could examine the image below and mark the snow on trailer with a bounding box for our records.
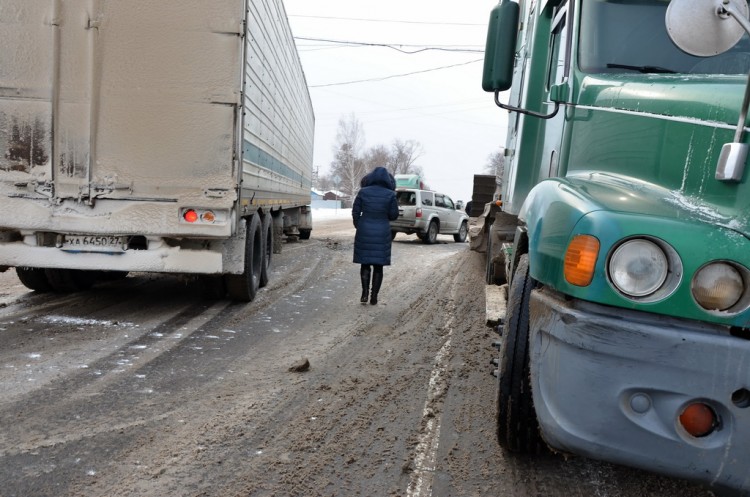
[0,0,314,301]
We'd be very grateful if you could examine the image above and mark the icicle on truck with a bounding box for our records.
[0,0,314,301]
[477,0,750,494]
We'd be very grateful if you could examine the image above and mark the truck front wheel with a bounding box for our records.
[496,254,546,454]
[225,214,262,302]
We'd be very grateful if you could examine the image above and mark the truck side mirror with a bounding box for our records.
[667,0,750,182]
[482,1,520,92]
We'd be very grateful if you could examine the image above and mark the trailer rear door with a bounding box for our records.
[0,0,243,203]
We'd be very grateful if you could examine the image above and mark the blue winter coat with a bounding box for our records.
[352,167,399,265]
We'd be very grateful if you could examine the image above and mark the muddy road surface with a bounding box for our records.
[0,216,712,497]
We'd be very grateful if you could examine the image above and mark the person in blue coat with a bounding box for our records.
[352,166,399,305]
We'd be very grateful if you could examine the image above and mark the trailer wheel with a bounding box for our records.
[16,267,52,292]
[225,214,262,302]
[260,211,273,288]
[199,275,226,299]
[422,220,439,244]
[496,254,546,454]
[44,269,97,292]
[453,221,468,243]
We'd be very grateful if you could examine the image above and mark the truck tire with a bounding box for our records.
[16,267,52,292]
[199,275,226,299]
[422,220,439,244]
[260,211,273,288]
[298,229,311,240]
[44,269,97,292]
[496,254,546,454]
[453,221,468,243]
[225,214,262,302]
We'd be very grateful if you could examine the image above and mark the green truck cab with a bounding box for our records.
[481,0,750,494]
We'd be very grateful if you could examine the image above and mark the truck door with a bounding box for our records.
[538,1,570,181]
[0,0,243,204]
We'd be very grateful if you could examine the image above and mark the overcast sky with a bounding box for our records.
[283,0,508,203]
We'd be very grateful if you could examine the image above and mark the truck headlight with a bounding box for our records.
[692,262,744,311]
[609,239,668,297]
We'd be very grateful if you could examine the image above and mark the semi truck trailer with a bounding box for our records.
[0,0,314,301]
[476,0,750,494]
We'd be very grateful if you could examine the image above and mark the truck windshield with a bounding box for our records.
[579,0,750,75]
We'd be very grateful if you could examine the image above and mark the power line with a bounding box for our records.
[294,37,484,54]
[308,59,484,88]
[288,14,484,26]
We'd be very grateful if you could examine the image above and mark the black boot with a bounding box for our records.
[370,271,383,305]
[360,265,371,303]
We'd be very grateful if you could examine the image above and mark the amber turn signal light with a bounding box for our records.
[564,235,600,286]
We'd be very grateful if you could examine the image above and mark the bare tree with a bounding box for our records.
[485,147,505,179]
[330,113,367,196]
[387,139,424,176]
[364,144,390,171]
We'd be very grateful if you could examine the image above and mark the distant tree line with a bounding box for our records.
[316,113,425,196]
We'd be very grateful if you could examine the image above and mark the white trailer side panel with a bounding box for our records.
[242,0,315,212]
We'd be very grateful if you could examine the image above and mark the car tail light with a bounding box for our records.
[416,208,422,218]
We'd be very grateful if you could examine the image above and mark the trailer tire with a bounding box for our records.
[16,267,52,292]
[225,214,262,302]
[44,269,97,292]
[496,254,546,454]
[199,275,226,299]
[260,211,273,288]
[454,221,468,242]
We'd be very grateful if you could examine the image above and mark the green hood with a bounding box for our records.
[565,74,750,238]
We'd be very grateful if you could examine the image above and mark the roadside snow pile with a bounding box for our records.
[312,208,352,220]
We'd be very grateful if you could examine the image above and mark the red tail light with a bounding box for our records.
[416,208,422,218]
[183,209,199,223]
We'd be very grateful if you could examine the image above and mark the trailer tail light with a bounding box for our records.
[183,209,199,223]
[181,208,220,224]
[678,402,717,438]
[416,208,423,218]
[564,235,600,286]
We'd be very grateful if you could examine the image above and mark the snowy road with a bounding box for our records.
[0,215,711,496]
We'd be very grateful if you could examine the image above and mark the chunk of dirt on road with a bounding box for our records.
[288,357,310,373]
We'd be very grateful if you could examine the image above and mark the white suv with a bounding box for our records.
[390,189,469,244]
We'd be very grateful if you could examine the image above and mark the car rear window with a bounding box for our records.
[397,191,416,206]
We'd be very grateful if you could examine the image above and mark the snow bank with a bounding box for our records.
[312,208,352,220]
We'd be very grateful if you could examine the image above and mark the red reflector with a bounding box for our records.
[416,208,422,218]
[184,209,199,223]
[679,402,717,437]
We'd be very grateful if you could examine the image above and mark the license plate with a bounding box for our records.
[61,235,125,253]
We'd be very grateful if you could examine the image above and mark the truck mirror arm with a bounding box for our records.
[494,90,560,119]
[715,1,750,182]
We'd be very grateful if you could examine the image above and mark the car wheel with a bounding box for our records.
[496,254,546,454]
[453,221,468,242]
[422,220,438,244]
